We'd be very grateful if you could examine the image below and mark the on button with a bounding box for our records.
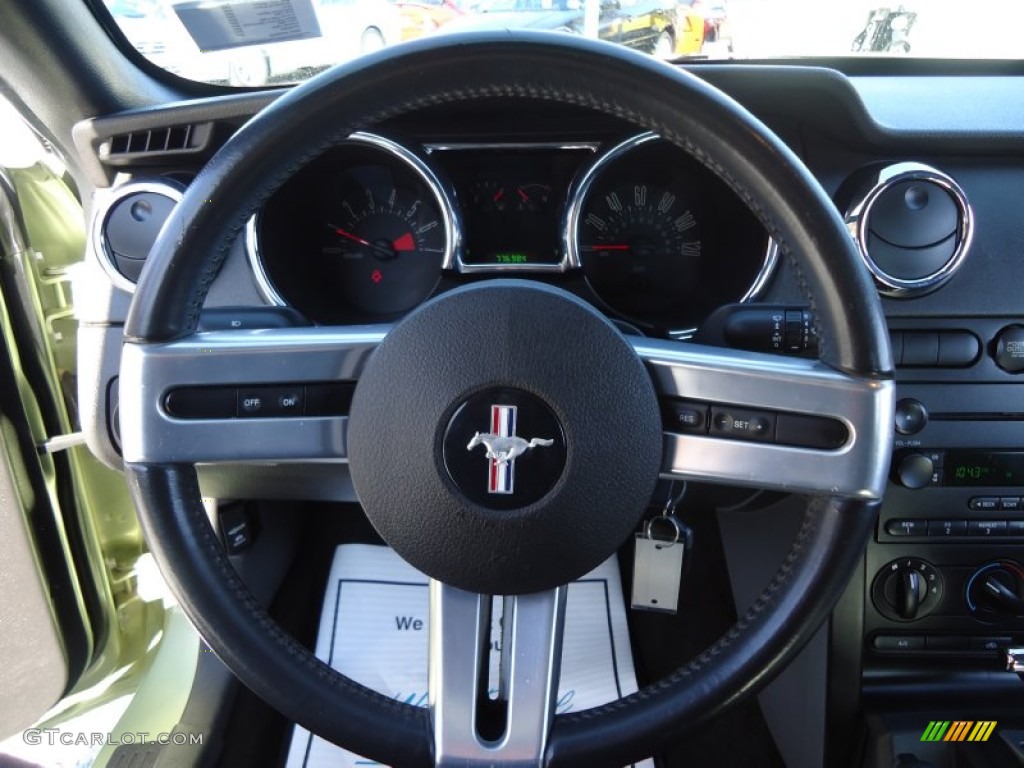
[238,386,306,417]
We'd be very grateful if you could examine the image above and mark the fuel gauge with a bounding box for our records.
[513,183,551,214]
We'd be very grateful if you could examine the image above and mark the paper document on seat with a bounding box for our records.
[285,543,653,768]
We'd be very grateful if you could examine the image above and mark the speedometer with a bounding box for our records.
[578,180,704,307]
[568,133,776,335]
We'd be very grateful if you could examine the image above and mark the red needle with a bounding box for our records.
[332,226,371,247]
[593,244,631,251]
[392,232,415,252]
[492,188,505,202]
[517,187,530,202]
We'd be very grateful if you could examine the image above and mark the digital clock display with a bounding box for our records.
[945,451,1024,487]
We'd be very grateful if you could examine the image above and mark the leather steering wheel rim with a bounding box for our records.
[122,32,891,767]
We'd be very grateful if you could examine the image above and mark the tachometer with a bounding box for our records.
[568,133,776,334]
[320,166,447,316]
[249,133,455,323]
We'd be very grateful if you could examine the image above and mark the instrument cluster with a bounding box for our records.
[248,131,776,337]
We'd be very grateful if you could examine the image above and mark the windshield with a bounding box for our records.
[99,0,1017,87]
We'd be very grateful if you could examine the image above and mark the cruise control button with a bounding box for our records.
[270,388,304,415]
[968,520,1007,536]
[239,391,267,415]
[710,407,775,442]
[886,519,927,537]
[662,401,709,434]
[928,519,967,537]
[238,386,305,417]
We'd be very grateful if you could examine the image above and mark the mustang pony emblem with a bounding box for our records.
[466,405,553,494]
[467,433,554,463]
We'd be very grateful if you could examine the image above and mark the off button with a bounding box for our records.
[238,387,305,417]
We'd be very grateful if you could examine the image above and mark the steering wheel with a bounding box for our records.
[119,32,894,767]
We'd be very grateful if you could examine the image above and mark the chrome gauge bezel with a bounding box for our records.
[563,131,779,338]
[423,141,599,274]
[844,161,973,298]
[246,131,461,308]
[90,178,185,294]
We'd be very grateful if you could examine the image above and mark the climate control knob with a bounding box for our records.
[966,561,1024,619]
[872,558,943,621]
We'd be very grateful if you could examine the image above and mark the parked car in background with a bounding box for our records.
[111,0,402,86]
[672,2,705,55]
[106,0,232,82]
[170,0,402,86]
[443,0,701,58]
[391,0,464,40]
[680,0,729,52]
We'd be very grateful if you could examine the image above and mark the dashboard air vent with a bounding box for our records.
[103,122,211,159]
[90,179,184,292]
[845,163,972,298]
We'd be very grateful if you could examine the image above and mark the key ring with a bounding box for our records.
[662,480,687,518]
[644,515,683,546]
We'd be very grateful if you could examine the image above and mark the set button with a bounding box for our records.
[661,398,849,450]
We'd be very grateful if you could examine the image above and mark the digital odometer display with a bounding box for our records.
[944,451,1024,487]
[432,147,591,266]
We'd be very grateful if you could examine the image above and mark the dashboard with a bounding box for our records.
[71,65,1024,767]
[248,130,771,333]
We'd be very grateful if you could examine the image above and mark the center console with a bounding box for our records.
[865,316,1024,705]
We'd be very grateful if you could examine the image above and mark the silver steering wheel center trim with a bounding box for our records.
[120,326,892,499]
[636,337,895,499]
[429,582,566,767]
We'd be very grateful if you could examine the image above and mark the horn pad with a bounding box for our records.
[347,280,662,595]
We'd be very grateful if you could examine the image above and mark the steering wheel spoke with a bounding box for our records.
[119,325,387,463]
[430,582,566,767]
[632,337,895,499]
